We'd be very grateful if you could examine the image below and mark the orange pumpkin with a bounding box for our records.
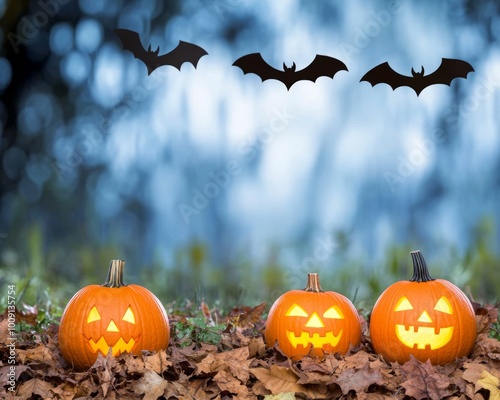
[59,260,170,370]
[265,273,362,359]
[370,250,476,365]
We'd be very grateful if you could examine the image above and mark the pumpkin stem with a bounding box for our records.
[303,273,324,292]
[102,260,127,288]
[410,251,435,282]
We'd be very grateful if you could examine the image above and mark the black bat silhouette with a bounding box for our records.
[232,53,348,90]
[360,58,474,96]
[114,29,208,75]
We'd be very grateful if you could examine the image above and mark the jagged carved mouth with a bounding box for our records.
[286,329,343,349]
[395,324,453,350]
[85,336,138,356]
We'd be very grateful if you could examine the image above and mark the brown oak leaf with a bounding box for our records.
[91,352,118,397]
[164,379,213,400]
[198,346,251,383]
[0,319,10,344]
[214,369,252,397]
[143,349,172,374]
[357,393,399,400]
[471,335,500,359]
[17,344,55,365]
[462,361,488,384]
[16,378,54,400]
[473,302,499,335]
[124,354,146,374]
[400,356,455,400]
[251,365,327,398]
[133,370,169,400]
[335,363,385,395]
[295,356,340,385]
[49,382,79,399]
[225,302,267,328]
[248,335,266,358]
[263,393,297,399]
[340,350,370,370]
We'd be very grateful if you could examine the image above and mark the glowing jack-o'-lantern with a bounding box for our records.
[370,251,476,365]
[265,273,362,359]
[59,260,170,370]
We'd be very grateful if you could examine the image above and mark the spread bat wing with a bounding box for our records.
[114,29,208,75]
[233,53,348,90]
[418,58,474,93]
[114,29,149,63]
[361,58,474,96]
[232,53,286,83]
[360,62,415,92]
[292,55,348,88]
[156,40,208,71]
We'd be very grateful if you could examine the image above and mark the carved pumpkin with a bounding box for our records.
[59,260,170,370]
[265,273,362,359]
[370,250,476,365]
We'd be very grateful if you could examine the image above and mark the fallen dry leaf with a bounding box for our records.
[335,362,385,395]
[134,370,169,400]
[357,393,399,400]
[0,301,498,399]
[226,302,267,328]
[49,381,80,400]
[263,392,296,399]
[400,356,456,400]
[462,361,488,384]
[16,378,54,399]
[196,345,251,388]
[214,369,252,397]
[17,344,55,365]
[295,356,339,385]
[143,349,172,374]
[339,350,370,371]
[475,369,500,400]
[251,365,328,398]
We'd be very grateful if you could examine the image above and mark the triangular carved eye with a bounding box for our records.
[434,296,453,314]
[323,306,344,319]
[122,307,136,324]
[394,296,413,312]
[286,304,308,317]
[87,306,101,323]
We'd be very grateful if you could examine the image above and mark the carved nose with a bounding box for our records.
[417,311,432,323]
[305,312,325,328]
[106,320,120,332]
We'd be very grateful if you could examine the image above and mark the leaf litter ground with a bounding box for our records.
[0,301,499,399]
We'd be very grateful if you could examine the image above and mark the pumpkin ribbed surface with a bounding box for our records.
[370,251,476,365]
[265,273,361,359]
[58,260,170,370]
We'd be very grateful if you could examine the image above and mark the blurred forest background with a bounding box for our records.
[0,0,499,311]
